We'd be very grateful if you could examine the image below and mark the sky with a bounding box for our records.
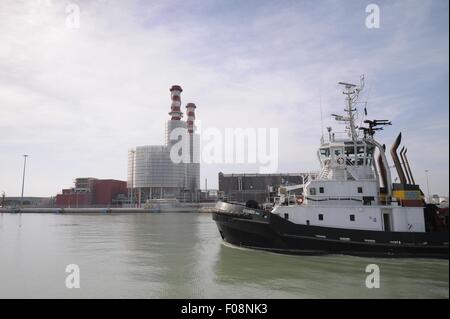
[0,0,448,197]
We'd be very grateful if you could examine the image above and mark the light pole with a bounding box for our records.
[424,170,431,203]
[21,154,29,207]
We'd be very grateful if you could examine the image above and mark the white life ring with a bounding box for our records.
[336,156,346,166]
[296,195,304,205]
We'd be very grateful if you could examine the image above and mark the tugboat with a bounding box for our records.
[213,77,449,258]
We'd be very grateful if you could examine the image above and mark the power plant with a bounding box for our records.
[127,85,200,205]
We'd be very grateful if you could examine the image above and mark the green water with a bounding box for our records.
[0,213,448,298]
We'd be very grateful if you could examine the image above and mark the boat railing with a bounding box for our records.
[274,194,404,207]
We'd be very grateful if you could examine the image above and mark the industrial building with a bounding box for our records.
[55,177,127,208]
[1,196,53,208]
[127,85,200,205]
[218,172,316,204]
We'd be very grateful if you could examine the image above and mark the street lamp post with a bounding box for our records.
[424,170,431,203]
[21,155,29,207]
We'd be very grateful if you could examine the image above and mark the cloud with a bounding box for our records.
[0,0,448,196]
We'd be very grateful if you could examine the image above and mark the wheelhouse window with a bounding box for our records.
[319,148,330,158]
[356,146,365,165]
[310,188,316,195]
[357,187,363,193]
[357,146,365,154]
[365,145,374,166]
[284,213,289,220]
[318,214,324,221]
[345,146,355,156]
[345,146,356,165]
[350,214,355,221]
[333,149,343,157]
[319,187,324,194]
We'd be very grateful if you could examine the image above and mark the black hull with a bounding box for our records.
[213,202,449,259]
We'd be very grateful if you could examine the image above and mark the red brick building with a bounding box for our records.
[55,192,91,207]
[93,179,127,206]
[55,178,127,208]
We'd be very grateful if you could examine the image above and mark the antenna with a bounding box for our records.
[338,82,357,88]
[320,91,324,140]
[358,84,371,127]
[331,114,345,121]
[336,75,365,141]
[326,126,332,141]
[359,119,392,137]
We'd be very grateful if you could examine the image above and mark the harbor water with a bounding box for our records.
[0,213,448,298]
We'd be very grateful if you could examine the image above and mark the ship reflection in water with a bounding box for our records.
[0,213,447,298]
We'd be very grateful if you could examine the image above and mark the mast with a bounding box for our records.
[332,75,365,141]
[342,82,358,141]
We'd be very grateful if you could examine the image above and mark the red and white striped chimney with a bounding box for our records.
[186,103,196,134]
[169,85,183,120]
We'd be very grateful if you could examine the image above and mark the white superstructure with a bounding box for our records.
[272,77,426,233]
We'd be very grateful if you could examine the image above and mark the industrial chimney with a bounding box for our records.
[169,85,183,120]
[186,103,196,165]
[186,103,196,134]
